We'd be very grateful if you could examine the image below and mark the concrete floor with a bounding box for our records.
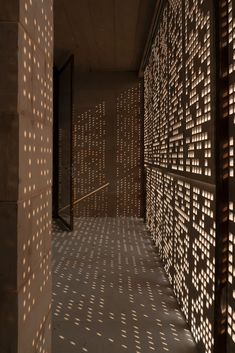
[52,217,197,353]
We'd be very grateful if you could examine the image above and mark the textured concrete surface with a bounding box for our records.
[52,217,197,353]
[0,1,53,352]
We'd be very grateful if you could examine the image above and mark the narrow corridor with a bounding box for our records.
[52,218,197,353]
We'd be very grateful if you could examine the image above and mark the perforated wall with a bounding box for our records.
[73,73,144,218]
[144,1,216,353]
[73,102,107,217]
[18,0,53,352]
[0,0,53,351]
[228,0,235,351]
[116,85,142,217]
[0,0,53,352]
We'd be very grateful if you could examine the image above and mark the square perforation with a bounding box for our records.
[228,0,235,350]
[144,1,216,352]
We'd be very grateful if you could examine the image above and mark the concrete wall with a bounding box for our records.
[0,1,53,352]
[73,72,144,218]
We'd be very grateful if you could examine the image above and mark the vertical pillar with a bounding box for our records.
[0,0,53,352]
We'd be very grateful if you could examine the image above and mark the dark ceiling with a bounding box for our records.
[54,0,156,71]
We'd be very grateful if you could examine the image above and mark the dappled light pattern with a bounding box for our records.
[144,1,216,353]
[18,0,53,351]
[73,80,143,218]
[52,218,197,353]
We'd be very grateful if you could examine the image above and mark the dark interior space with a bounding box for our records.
[53,0,156,71]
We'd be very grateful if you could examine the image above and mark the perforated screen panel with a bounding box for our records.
[185,0,214,178]
[73,102,107,217]
[168,0,184,172]
[18,0,53,351]
[73,76,144,218]
[116,85,143,217]
[144,62,153,165]
[228,0,235,351]
[144,1,216,353]
[174,178,191,322]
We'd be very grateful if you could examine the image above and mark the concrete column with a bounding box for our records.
[0,1,53,352]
